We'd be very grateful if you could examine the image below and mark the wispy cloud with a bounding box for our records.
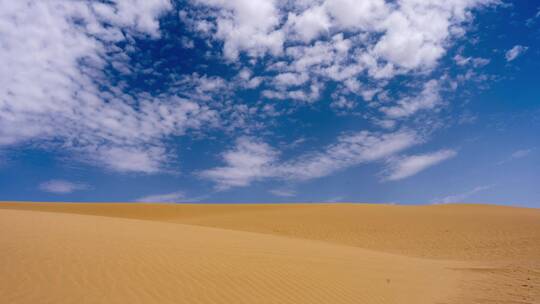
[383,149,457,181]
[497,148,535,165]
[135,191,186,203]
[199,137,279,189]
[200,130,420,189]
[505,45,528,62]
[380,80,442,119]
[511,149,534,159]
[526,9,540,26]
[269,188,297,198]
[324,196,346,203]
[432,185,493,204]
[135,191,210,203]
[454,54,490,67]
[39,180,88,194]
[96,146,169,174]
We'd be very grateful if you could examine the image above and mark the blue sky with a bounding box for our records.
[0,0,538,206]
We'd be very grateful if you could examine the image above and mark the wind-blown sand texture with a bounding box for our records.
[0,203,538,303]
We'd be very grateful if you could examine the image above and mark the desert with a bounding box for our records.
[0,202,538,304]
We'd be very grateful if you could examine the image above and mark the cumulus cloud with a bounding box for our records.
[185,0,497,126]
[383,149,457,181]
[192,0,284,59]
[287,5,332,43]
[0,0,218,173]
[199,137,279,189]
[136,191,186,203]
[194,0,496,72]
[0,0,499,182]
[505,45,528,62]
[200,130,420,189]
[39,180,88,194]
[331,96,357,111]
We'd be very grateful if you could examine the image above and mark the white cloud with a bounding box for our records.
[454,54,490,67]
[505,45,528,62]
[136,191,186,203]
[193,0,497,81]
[511,148,533,159]
[262,82,323,103]
[381,80,442,119]
[371,7,444,70]
[200,130,420,189]
[497,148,534,165]
[373,119,397,130]
[269,188,297,197]
[199,137,279,189]
[324,0,388,30]
[527,9,540,26]
[383,149,457,181]
[287,5,331,43]
[96,146,168,174]
[330,96,357,110]
[193,0,284,59]
[0,0,219,173]
[39,180,88,194]
[274,72,309,87]
[324,196,346,203]
[432,185,492,204]
[454,54,471,66]
[0,0,499,181]
[279,130,419,181]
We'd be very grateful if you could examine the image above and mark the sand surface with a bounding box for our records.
[0,202,539,303]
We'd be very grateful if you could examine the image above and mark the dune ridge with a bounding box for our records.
[1,202,539,303]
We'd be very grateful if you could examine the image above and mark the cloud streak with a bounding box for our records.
[135,191,186,203]
[383,149,457,181]
[200,130,420,189]
[505,45,528,62]
[497,148,535,165]
[432,185,493,204]
[269,188,297,198]
[39,180,88,194]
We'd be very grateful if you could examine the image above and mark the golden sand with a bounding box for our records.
[0,202,538,303]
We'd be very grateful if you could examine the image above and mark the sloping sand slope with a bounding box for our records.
[0,203,539,303]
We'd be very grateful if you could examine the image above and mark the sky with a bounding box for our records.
[0,0,538,206]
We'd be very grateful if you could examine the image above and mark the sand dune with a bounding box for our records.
[0,203,539,303]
